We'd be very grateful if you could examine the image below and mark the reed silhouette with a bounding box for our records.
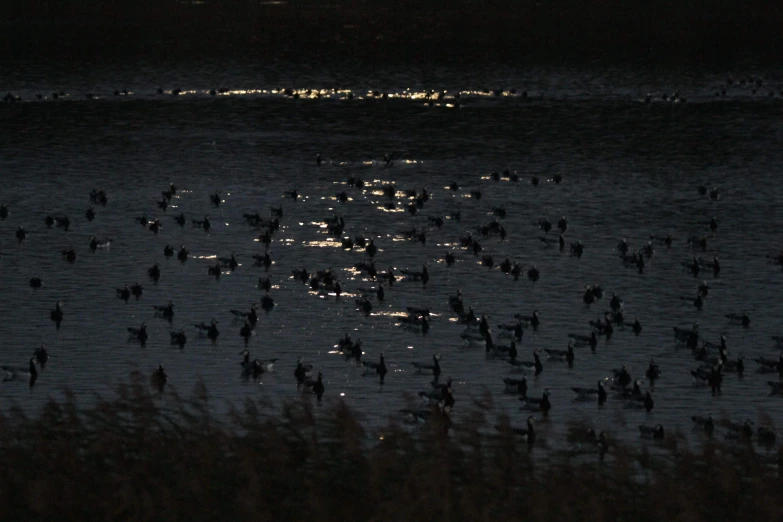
[0,372,779,521]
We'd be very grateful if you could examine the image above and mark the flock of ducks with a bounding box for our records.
[2,145,783,455]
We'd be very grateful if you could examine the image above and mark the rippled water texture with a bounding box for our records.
[1,64,782,448]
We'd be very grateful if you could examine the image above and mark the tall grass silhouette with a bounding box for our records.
[0,372,780,521]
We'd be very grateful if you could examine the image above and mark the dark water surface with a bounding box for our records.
[1,59,782,449]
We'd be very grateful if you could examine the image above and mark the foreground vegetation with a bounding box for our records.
[0,373,781,521]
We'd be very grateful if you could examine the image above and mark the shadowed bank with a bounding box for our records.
[0,371,780,521]
[1,0,782,66]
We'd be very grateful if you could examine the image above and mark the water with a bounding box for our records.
[1,60,782,449]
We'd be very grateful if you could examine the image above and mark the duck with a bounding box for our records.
[151,365,167,392]
[177,245,188,263]
[210,192,221,206]
[543,340,575,366]
[520,389,551,416]
[527,265,540,281]
[85,207,96,221]
[127,323,148,346]
[194,319,219,340]
[208,262,222,278]
[239,320,253,342]
[148,263,161,281]
[632,318,642,335]
[89,236,112,251]
[508,350,543,375]
[34,346,49,367]
[757,427,777,446]
[638,424,665,440]
[362,353,388,385]
[192,215,211,231]
[2,358,38,386]
[613,365,632,388]
[569,331,598,351]
[412,354,441,377]
[231,304,259,326]
[153,301,175,320]
[515,310,540,330]
[61,247,76,263]
[503,376,527,397]
[15,226,26,242]
[50,301,64,324]
[240,350,265,379]
[572,381,607,404]
[511,416,537,445]
[725,312,750,328]
[294,357,314,386]
[261,294,275,312]
[691,414,714,436]
[645,360,661,382]
[148,219,161,234]
[485,336,517,361]
[170,329,187,348]
[29,277,43,288]
[116,284,131,302]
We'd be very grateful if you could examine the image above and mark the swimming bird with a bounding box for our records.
[691,415,715,436]
[520,389,551,416]
[208,262,222,278]
[645,360,661,383]
[725,312,750,328]
[194,320,219,340]
[632,318,642,335]
[569,331,598,351]
[61,247,76,263]
[170,329,187,348]
[757,427,777,447]
[116,284,131,303]
[85,207,96,221]
[89,236,112,251]
[29,277,42,288]
[613,365,632,388]
[177,246,188,263]
[511,416,537,445]
[50,301,64,326]
[412,354,441,377]
[261,294,275,312]
[192,216,211,231]
[508,350,543,375]
[30,346,48,368]
[515,310,540,330]
[572,381,607,404]
[362,353,388,385]
[148,263,161,282]
[210,192,221,206]
[231,304,259,326]
[294,357,313,386]
[543,340,575,367]
[151,365,167,392]
[128,323,148,346]
[503,376,527,397]
[2,358,37,387]
[639,424,665,440]
[0,205,7,219]
[153,301,174,321]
